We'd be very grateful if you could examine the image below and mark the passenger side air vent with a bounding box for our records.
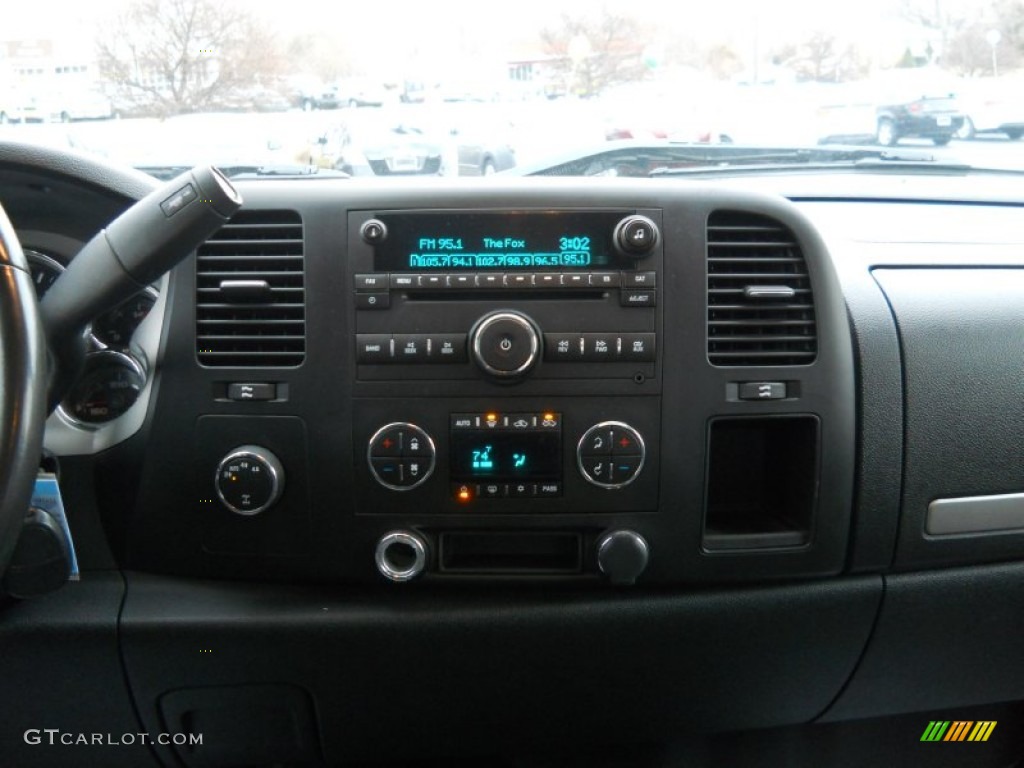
[196,210,305,367]
[707,211,817,366]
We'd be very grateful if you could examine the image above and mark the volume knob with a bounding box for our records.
[469,310,541,379]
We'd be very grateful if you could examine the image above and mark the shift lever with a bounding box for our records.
[39,165,242,409]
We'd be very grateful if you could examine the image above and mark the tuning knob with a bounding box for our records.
[597,530,649,585]
[614,215,659,258]
[469,310,541,379]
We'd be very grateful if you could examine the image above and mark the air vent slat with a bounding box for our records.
[707,211,817,367]
[196,209,305,368]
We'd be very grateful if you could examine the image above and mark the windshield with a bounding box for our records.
[3,0,1023,177]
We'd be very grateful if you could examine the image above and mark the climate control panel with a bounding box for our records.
[361,405,657,514]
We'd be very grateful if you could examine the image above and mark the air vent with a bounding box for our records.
[196,210,305,367]
[707,211,817,366]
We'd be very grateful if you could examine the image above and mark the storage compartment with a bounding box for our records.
[439,531,582,574]
[703,416,819,550]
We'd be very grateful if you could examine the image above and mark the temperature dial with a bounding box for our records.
[577,421,645,489]
[215,446,285,515]
[368,423,436,490]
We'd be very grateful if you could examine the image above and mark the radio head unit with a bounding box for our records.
[369,211,638,272]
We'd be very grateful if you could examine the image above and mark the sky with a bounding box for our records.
[1,0,1000,77]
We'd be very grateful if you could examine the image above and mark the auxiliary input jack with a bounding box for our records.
[375,531,427,582]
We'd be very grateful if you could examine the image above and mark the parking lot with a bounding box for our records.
[3,97,1024,175]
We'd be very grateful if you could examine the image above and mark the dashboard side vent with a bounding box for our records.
[196,209,305,367]
[707,211,817,366]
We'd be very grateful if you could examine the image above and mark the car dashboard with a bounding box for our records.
[2,143,1024,768]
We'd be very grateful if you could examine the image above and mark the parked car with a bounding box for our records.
[412,106,517,175]
[310,115,445,175]
[955,77,1024,140]
[871,71,965,146]
[335,78,396,108]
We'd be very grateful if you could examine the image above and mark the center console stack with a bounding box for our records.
[128,184,856,586]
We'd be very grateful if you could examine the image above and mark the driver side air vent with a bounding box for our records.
[196,209,305,367]
[707,211,817,366]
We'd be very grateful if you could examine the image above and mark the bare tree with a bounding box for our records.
[97,0,283,116]
[540,11,652,98]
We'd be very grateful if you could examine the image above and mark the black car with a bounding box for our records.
[876,93,964,146]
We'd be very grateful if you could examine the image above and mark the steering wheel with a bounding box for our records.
[0,202,48,584]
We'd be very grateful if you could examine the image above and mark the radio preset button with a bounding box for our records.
[561,273,588,288]
[536,274,561,288]
[418,274,446,289]
[475,274,504,288]
[447,274,474,289]
[578,422,645,489]
[505,274,534,288]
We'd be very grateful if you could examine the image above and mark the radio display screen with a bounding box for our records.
[373,211,632,271]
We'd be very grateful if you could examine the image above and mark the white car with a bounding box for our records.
[956,77,1024,140]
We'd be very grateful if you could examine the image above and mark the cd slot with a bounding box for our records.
[439,531,583,574]
[406,290,607,302]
